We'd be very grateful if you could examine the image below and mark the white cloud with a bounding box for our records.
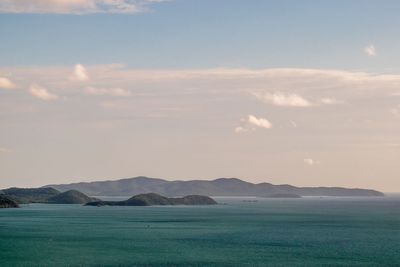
[235,115,272,133]
[253,93,341,108]
[0,77,16,89]
[364,44,377,57]
[304,158,320,166]
[29,84,59,101]
[253,92,314,107]
[234,126,249,133]
[71,64,90,81]
[248,115,272,129]
[84,86,132,96]
[0,0,165,14]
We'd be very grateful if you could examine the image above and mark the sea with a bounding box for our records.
[0,195,399,266]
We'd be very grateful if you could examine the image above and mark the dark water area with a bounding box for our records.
[0,196,399,266]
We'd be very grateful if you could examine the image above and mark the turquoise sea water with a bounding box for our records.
[0,196,399,267]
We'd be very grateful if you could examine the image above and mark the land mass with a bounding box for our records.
[47,176,384,197]
[0,188,97,205]
[1,187,60,204]
[0,195,19,208]
[85,193,217,206]
[47,190,99,204]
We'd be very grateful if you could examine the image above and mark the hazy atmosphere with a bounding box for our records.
[1,0,400,192]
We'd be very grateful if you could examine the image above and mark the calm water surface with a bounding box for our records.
[0,196,399,266]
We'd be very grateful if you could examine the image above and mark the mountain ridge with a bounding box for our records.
[45,176,384,197]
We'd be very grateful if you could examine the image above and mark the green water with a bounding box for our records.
[0,197,399,267]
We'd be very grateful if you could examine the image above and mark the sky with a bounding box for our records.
[1,0,400,192]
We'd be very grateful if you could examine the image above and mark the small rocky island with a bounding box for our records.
[85,193,217,206]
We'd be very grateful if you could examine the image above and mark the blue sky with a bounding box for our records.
[1,0,400,191]
[1,0,399,70]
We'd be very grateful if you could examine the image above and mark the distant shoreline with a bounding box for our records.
[44,176,384,198]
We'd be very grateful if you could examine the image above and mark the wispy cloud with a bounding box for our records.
[0,0,166,14]
[391,105,400,117]
[0,77,16,89]
[253,93,342,108]
[84,86,132,96]
[5,66,400,91]
[320,98,342,105]
[253,92,314,107]
[71,64,90,81]
[235,115,272,133]
[29,84,59,101]
[364,44,377,57]
[3,66,400,107]
[304,158,320,166]
[0,147,12,153]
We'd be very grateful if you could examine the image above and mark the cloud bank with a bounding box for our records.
[2,66,400,105]
[0,0,165,14]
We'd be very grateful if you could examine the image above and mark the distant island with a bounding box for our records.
[85,193,217,206]
[0,176,385,208]
[0,188,97,206]
[0,187,61,204]
[46,176,384,197]
[47,190,99,204]
[0,187,215,207]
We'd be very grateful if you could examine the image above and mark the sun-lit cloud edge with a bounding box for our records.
[70,64,90,81]
[235,115,272,133]
[0,77,17,89]
[29,84,59,101]
[252,92,314,107]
